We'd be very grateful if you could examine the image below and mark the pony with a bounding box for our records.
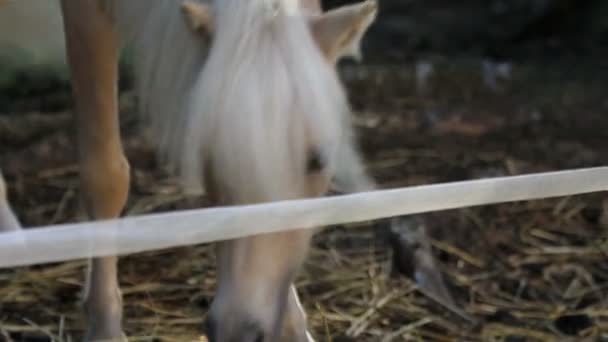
[0,0,378,341]
[0,172,20,232]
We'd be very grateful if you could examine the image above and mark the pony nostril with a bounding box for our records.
[244,321,265,342]
[204,314,266,342]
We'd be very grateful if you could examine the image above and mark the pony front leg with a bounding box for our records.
[0,171,21,232]
[61,1,129,340]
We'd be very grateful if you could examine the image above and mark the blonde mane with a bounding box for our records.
[103,0,355,201]
[104,0,212,169]
[180,0,351,202]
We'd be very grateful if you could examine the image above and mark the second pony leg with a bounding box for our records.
[0,171,21,232]
[61,1,130,340]
[332,135,458,312]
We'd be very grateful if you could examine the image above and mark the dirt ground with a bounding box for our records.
[1,56,608,341]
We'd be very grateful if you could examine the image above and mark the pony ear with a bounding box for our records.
[181,1,214,36]
[309,0,378,63]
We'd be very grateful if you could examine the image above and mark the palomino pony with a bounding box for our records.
[0,0,377,341]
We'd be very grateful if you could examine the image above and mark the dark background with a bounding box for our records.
[326,0,608,61]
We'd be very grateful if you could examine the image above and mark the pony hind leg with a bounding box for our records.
[332,135,457,313]
[61,1,129,340]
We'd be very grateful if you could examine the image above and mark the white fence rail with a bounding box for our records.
[1,167,607,269]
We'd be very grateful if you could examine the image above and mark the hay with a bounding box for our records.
[2,60,608,341]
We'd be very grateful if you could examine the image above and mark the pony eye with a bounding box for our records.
[307,148,325,174]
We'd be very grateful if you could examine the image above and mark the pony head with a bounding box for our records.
[180,1,377,340]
